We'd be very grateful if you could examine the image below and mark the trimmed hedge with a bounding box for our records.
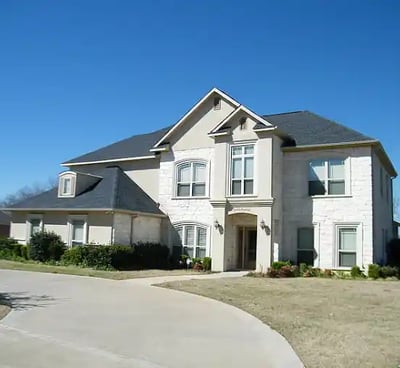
[0,238,23,260]
[61,243,169,270]
[29,231,66,262]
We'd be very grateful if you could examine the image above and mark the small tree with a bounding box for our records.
[29,231,66,262]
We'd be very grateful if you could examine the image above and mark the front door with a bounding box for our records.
[238,227,257,269]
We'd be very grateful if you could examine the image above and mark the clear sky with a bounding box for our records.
[0,0,399,204]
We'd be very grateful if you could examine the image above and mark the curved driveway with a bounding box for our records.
[0,270,303,368]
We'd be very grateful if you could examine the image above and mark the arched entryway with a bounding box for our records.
[226,213,257,270]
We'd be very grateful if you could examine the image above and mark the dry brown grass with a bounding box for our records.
[0,259,198,280]
[161,277,400,368]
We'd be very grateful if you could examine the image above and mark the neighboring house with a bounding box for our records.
[0,211,10,237]
[4,88,397,271]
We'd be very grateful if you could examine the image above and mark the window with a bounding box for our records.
[59,175,75,197]
[231,144,254,195]
[175,224,207,258]
[176,161,206,197]
[297,228,314,265]
[309,159,345,196]
[338,227,357,267]
[213,97,221,110]
[27,215,43,239]
[68,216,87,246]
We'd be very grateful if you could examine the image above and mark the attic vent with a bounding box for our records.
[213,97,221,110]
[239,117,247,130]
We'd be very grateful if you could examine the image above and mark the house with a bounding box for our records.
[4,88,397,271]
[0,211,10,237]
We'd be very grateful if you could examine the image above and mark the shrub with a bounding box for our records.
[0,238,23,260]
[368,264,381,279]
[29,231,66,262]
[299,263,309,276]
[350,265,363,278]
[202,257,212,271]
[322,269,333,278]
[61,246,90,266]
[21,245,29,260]
[271,261,291,270]
[266,268,279,278]
[279,265,299,277]
[193,262,203,271]
[379,266,399,279]
[133,242,169,269]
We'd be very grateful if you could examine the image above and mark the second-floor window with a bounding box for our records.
[176,161,206,197]
[231,144,254,195]
[308,159,345,196]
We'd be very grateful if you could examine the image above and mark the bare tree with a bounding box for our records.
[0,176,57,207]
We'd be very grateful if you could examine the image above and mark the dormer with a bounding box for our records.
[58,171,102,198]
[58,172,76,198]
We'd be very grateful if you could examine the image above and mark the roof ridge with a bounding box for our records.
[262,110,306,117]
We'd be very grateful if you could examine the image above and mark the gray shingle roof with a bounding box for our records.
[261,111,374,146]
[63,126,172,164]
[0,211,10,225]
[7,167,164,215]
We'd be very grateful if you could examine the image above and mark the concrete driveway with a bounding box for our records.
[0,270,303,368]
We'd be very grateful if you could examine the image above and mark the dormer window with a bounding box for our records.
[58,174,76,197]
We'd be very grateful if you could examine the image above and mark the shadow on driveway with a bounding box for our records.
[0,292,56,310]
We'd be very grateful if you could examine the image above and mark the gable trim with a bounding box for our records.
[209,105,275,135]
[152,87,240,148]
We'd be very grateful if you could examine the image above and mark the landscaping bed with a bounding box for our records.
[161,277,400,368]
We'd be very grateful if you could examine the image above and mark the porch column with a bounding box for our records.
[256,208,272,273]
[210,202,227,272]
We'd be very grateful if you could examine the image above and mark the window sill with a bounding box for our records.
[227,195,258,199]
[172,196,210,200]
[310,194,352,199]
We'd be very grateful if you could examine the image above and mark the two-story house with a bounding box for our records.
[5,88,397,272]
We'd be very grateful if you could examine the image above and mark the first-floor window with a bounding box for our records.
[28,217,43,239]
[175,224,207,258]
[338,227,357,267]
[69,217,87,246]
[297,228,314,265]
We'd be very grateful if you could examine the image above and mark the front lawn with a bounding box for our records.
[161,277,400,368]
[0,259,199,280]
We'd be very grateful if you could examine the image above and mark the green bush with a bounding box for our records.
[271,261,291,270]
[299,263,309,276]
[368,264,381,279]
[134,242,170,269]
[21,245,29,260]
[0,238,23,260]
[61,243,168,270]
[29,231,66,262]
[350,265,364,278]
[267,264,298,278]
[202,257,212,271]
[379,266,399,279]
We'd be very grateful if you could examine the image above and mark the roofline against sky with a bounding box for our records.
[1,207,166,217]
[62,155,156,167]
[152,87,240,148]
[282,139,397,177]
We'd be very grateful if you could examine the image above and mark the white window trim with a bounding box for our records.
[229,142,256,197]
[174,222,209,258]
[333,223,362,269]
[308,158,350,197]
[67,215,88,247]
[58,174,76,198]
[26,214,43,242]
[173,160,209,199]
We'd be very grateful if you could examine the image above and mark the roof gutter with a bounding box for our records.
[62,155,157,167]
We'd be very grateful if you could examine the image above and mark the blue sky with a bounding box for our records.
[0,0,399,204]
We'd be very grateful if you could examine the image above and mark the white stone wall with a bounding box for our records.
[282,146,374,269]
[132,216,161,244]
[158,148,215,255]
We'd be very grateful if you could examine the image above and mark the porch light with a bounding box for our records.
[214,220,220,229]
[260,220,266,229]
